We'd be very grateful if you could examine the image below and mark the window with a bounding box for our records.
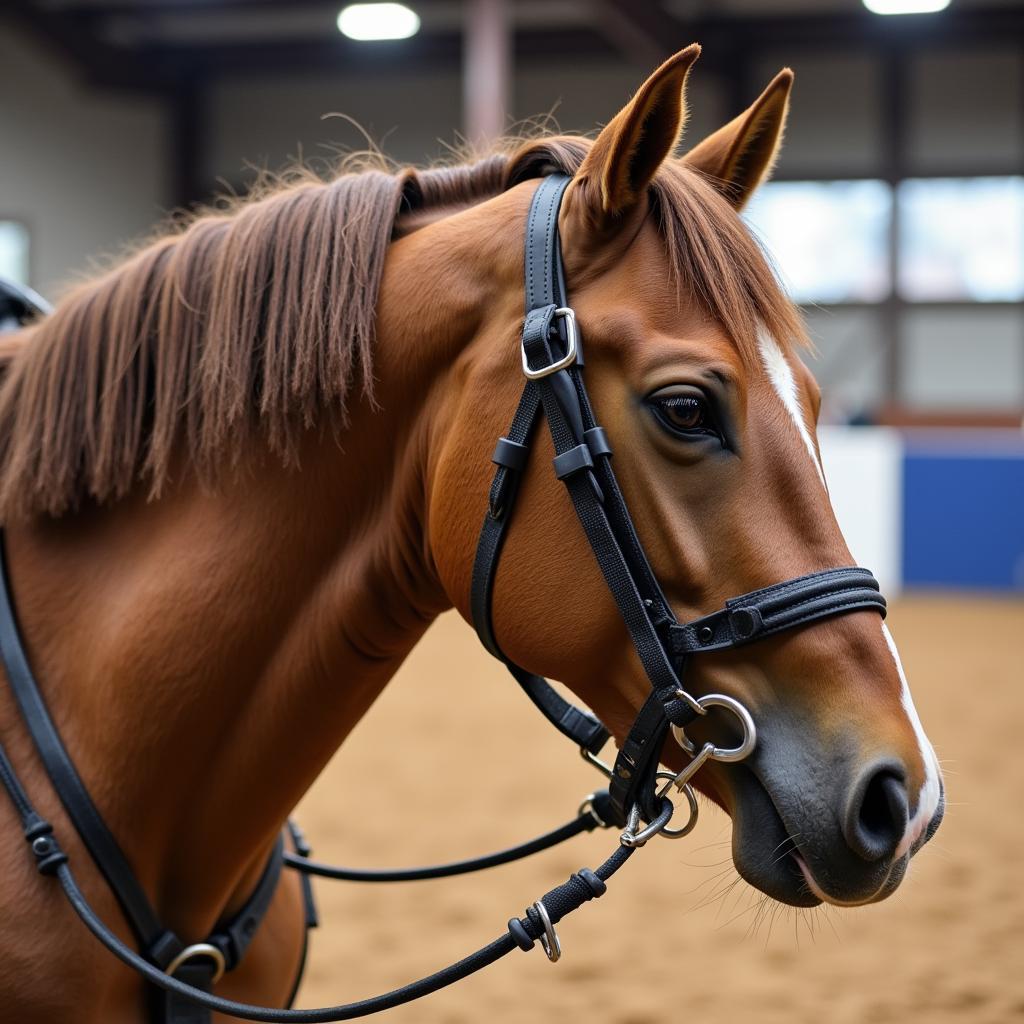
[743,180,892,305]
[0,221,30,286]
[898,177,1024,302]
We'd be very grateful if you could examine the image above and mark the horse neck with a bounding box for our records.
[1,184,525,929]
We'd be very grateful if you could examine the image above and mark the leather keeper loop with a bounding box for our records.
[553,443,594,480]
[492,438,528,472]
[147,930,186,970]
[522,304,557,368]
[584,426,612,459]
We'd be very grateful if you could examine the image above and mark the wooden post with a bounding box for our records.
[463,0,510,149]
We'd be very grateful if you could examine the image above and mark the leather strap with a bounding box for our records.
[212,835,285,971]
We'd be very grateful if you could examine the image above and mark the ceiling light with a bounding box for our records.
[337,3,420,41]
[862,0,951,14]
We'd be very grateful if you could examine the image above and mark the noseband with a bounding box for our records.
[0,175,886,1022]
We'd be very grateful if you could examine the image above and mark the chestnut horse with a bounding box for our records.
[0,47,942,1022]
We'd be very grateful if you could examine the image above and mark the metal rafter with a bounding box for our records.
[5,3,1024,91]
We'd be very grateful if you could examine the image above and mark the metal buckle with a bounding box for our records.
[521,307,578,380]
[670,691,757,764]
[532,900,561,962]
[165,942,226,985]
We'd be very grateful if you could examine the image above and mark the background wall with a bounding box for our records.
[0,27,165,295]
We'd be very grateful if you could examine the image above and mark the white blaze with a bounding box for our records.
[882,623,944,858]
[758,329,826,487]
[758,328,942,860]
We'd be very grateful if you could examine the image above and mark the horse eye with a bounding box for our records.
[648,390,718,439]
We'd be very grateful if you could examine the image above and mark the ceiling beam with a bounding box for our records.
[125,27,618,80]
[6,2,1024,94]
[4,0,167,91]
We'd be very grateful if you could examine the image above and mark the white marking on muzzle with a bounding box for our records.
[758,330,826,487]
[882,623,943,858]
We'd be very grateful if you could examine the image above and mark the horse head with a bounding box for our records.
[430,47,944,908]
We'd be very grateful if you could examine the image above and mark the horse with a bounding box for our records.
[0,45,943,1023]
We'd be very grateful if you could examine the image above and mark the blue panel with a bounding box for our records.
[903,439,1024,591]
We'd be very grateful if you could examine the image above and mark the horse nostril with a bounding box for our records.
[844,762,909,863]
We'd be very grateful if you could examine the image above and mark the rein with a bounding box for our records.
[0,175,886,1021]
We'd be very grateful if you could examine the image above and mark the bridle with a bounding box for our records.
[470,173,887,835]
[0,174,887,1021]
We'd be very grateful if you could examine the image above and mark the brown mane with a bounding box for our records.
[0,136,804,520]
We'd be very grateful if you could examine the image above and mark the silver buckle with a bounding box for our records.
[521,307,578,380]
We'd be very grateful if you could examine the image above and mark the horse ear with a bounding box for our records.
[683,68,793,209]
[570,44,701,230]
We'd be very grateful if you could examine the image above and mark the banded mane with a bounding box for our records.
[0,136,804,520]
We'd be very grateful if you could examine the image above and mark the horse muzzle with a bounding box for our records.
[721,721,945,908]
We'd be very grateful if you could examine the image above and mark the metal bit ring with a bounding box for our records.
[671,692,757,764]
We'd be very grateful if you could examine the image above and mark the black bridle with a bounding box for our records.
[0,175,886,1022]
[470,173,886,830]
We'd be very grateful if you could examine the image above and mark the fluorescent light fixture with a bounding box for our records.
[337,3,420,40]
[862,0,951,14]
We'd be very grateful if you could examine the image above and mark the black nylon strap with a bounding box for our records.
[287,821,321,930]
[283,791,611,882]
[38,837,636,1022]
[159,964,216,1024]
[213,835,286,971]
[524,176,570,314]
[530,368,691,824]
[158,836,288,1023]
